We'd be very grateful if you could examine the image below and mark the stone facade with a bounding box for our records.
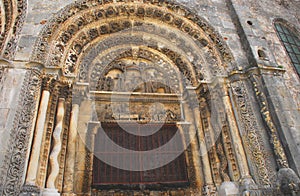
[0,0,299,195]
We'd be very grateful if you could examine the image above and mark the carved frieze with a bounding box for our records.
[231,80,272,186]
[249,75,289,168]
[95,58,179,93]
[0,69,41,195]
[95,101,181,123]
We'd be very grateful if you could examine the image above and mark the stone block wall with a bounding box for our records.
[0,0,300,195]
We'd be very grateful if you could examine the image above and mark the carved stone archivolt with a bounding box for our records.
[30,0,234,82]
[0,0,27,59]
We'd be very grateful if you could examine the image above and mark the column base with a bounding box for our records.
[202,184,217,195]
[43,188,60,196]
[219,181,239,196]
[276,168,300,195]
[239,176,260,195]
[20,184,41,196]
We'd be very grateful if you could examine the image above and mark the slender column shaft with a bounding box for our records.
[63,104,79,194]
[182,101,202,188]
[26,90,50,185]
[192,107,214,185]
[224,91,251,178]
[46,98,65,189]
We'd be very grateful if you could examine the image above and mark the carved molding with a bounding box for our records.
[36,83,59,187]
[221,122,240,181]
[231,80,272,186]
[0,69,41,195]
[0,0,27,59]
[30,0,234,78]
[249,75,289,168]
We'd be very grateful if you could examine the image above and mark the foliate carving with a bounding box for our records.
[231,80,272,186]
[42,75,57,91]
[0,0,27,59]
[31,0,233,77]
[0,69,41,195]
[250,76,289,168]
[20,184,40,196]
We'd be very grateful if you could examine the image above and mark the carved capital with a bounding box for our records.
[42,75,56,91]
[58,84,72,99]
[72,84,88,105]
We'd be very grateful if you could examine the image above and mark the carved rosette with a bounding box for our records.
[0,69,41,195]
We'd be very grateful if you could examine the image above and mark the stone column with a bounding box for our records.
[23,77,53,195]
[225,88,251,178]
[62,103,79,195]
[227,83,258,194]
[192,106,215,190]
[182,100,203,188]
[44,98,65,196]
[26,90,50,184]
[187,88,216,195]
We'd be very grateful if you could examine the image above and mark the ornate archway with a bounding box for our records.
[20,0,281,195]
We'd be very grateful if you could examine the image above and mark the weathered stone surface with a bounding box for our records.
[0,0,300,195]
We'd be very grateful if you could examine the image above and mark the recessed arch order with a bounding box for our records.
[30,0,235,86]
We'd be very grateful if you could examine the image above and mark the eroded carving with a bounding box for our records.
[231,80,272,186]
[0,69,41,195]
[0,0,27,59]
[250,75,289,168]
[31,0,233,78]
[96,102,181,123]
[96,58,177,93]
